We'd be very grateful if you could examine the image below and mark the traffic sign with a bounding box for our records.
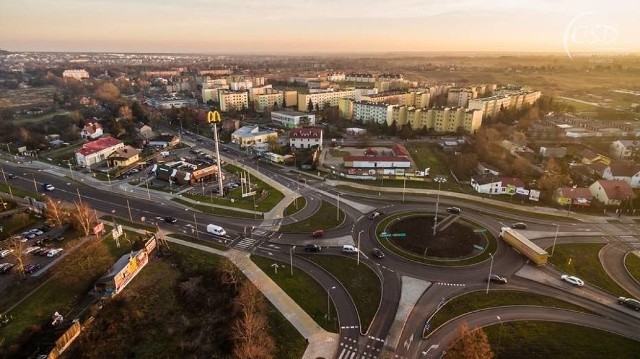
[392,233,406,237]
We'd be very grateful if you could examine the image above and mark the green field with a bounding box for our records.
[278,200,345,233]
[283,196,306,216]
[549,243,630,297]
[624,252,640,285]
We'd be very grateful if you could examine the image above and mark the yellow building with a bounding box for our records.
[254,90,283,112]
[297,89,356,112]
[338,98,353,119]
[218,89,249,112]
[391,106,483,134]
[107,146,141,168]
[231,125,278,148]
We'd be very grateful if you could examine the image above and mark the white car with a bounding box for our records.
[47,248,64,257]
[43,184,55,191]
[561,275,585,287]
[342,245,358,254]
[23,246,41,255]
[0,249,14,258]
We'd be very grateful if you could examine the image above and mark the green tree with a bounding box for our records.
[307,98,314,112]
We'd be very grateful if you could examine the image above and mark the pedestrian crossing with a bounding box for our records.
[229,237,261,251]
[337,336,383,359]
[436,282,465,287]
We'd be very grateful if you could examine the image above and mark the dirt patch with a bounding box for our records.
[387,215,485,258]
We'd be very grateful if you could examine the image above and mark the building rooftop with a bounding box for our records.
[272,109,309,117]
[76,136,122,156]
[289,128,322,138]
[345,155,410,162]
[558,187,593,199]
[595,180,636,200]
[608,161,640,177]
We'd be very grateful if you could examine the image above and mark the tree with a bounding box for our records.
[307,98,314,112]
[94,82,120,102]
[44,197,69,227]
[69,202,97,237]
[219,259,243,288]
[452,153,478,179]
[7,235,27,276]
[446,322,494,359]
[118,105,132,120]
[232,282,275,359]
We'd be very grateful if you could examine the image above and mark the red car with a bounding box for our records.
[312,230,324,238]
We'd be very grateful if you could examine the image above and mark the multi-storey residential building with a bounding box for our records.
[254,89,283,112]
[218,90,249,112]
[469,90,541,118]
[283,90,298,108]
[247,84,274,101]
[377,73,404,82]
[271,110,315,128]
[297,89,356,112]
[198,68,232,76]
[75,136,125,167]
[202,86,229,103]
[327,72,346,82]
[62,69,90,80]
[338,98,353,119]
[289,127,323,149]
[146,97,197,109]
[393,106,484,134]
[353,101,394,125]
[360,91,415,106]
[229,80,253,91]
[346,73,375,83]
[447,88,477,107]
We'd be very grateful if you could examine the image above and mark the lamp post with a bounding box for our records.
[0,167,14,200]
[496,315,504,358]
[289,246,296,276]
[336,193,340,221]
[193,212,199,240]
[145,177,151,200]
[402,175,407,203]
[27,172,38,195]
[67,160,75,180]
[551,223,559,257]
[357,230,364,266]
[433,176,447,236]
[327,286,336,321]
[486,252,494,294]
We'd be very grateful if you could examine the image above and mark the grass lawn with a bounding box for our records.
[168,233,228,251]
[485,321,640,359]
[329,149,350,158]
[171,198,257,219]
[376,212,498,266]
[0,183,40,201]
[283,197,306,216]
[429,290,594,331]
[404,142,448,175]
[223,163,285,211]
[302,255,381,333]
[624,252,640,284]
[278,200,345,233]
[99,215,155,232]
[548,243,630,297]
[0,229,132,348]
[251,255,338,332]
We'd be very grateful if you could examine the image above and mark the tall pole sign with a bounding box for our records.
[207,111,225,197]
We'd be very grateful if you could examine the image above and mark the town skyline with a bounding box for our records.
[1,0,638,54]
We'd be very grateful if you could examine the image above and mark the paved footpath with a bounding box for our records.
[164,236,340,359]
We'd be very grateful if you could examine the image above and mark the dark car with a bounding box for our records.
[511,222,527,230]
[446,207,461,214]
[24,263,42,275]
[372,248,385,259]
[311,230,324,238]
[618,297,640,311]
[0,263,16,274]
[304,244,322,252]
[6,173,16,179]
[164,216,178,224]
[368,211,383,220]
[488,274,508,284]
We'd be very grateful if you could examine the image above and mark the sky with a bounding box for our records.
[1,0,638,54]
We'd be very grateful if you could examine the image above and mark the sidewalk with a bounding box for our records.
[163,236,340,359]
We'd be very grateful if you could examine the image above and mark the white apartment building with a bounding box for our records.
[271,110,315,128]
[289,127,323,149]
[394,106,484,134]
[254,90,283,112]
[62,69,90,80]
[297,89,356,112]
[248,84,274,101]
[468,91,541,118]
[327,72,346,82]
[230,80,253,91]
[447,88,477,107]
[202,85,229,103]
[218,90,249,112]
[346,73,375,83]
[353,101,394,125]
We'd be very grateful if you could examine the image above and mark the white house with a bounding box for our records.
[81,121,103,140]
[75,136,124,167]
[289,128,323,150]
[470,174,502,195]
[271,110,316,128]
[610,140,639,159]
[588,179,635,206]
[602,161,640,188]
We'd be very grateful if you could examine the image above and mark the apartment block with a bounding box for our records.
[393,106,484,134]
[447,88,477,107]
[63,69,90,80]
[254,89,283,112]
[327,72,346,82]
[271,110,316,128]
[297,89,356,112]
[353,101,394,125]
[218,90,249,112]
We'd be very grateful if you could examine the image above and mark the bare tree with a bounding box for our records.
[232,282,275,359]
[7,236,27,276]
[219,259,243,288]
[69,202,97,237]
[446,322,494,359]
[44,197,69,227]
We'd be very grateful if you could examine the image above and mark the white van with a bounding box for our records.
[207,224,227,236]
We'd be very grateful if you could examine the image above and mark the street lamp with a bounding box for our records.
[486,252,494,294]
[336,193,340,221]
[357,230,364,266]
[402,175,407,203]
[496,315,504,358]
[67,160,75,180]
[551,223,560,257]
[0,167,14,199]
[327,286,336,321]
[433,176,447,236]
[289,245,296,276]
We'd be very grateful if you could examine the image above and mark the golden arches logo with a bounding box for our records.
[207,111,222,124]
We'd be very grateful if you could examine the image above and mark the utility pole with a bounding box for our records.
[126,199,133,223]
[0,167,13,200]
[207,111,224,197]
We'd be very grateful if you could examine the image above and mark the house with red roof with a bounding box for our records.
[81,120,103,140]
[588,180,635,206]
[75,136,124,167]
[553,187,593,207]
[289,127,323,149]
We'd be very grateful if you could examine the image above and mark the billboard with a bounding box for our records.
[529,189,541,202]
[93,222,105,235]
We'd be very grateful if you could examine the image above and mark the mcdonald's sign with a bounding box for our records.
[207,111,222,124]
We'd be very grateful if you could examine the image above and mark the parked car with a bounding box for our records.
[446,207,461,214]
[6,173,16,179]
[0,249,14,258]
[23,246,41,255]
[312,230,324,238]
[304,244,322,252]
[47,248,64,257]
[372,248,385,259]
[164,216,178,224]
[0,263,16,274]
[369,211,383,220]
[342,245,358,254]
[488,274,508,284]
[561,275,584,287]
[24,263,42,275]
[618,297,640,311]
[511,222,527,230]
